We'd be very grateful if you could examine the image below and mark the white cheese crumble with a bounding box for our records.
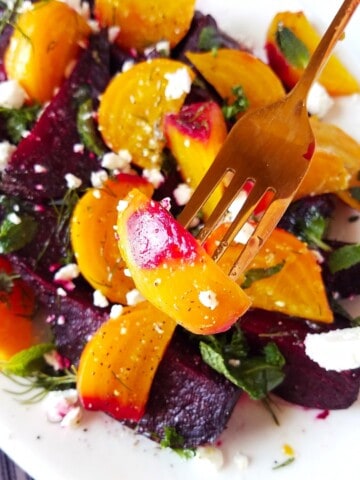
[65,172,82,189]
[126,288,145,306]
[101,149,132,171]
[43,389,82,427]
[93,289,109,308]
[307,82,334,119]
[54,263,80,282]
[91,169,108,188]
[122,59,135,72]
[304,326,360,371]
[7,212,21,225]
[0,80,27,108]
[196,446,224,470]
[173,183,193,206]
[164,67,192,100]
[0,141,16,171]
[198,290,219,310]
[108,26,121,43]
[142,168,164,188]
[34,164,48,173]
[110,304,124,319]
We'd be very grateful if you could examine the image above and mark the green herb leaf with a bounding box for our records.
[0,213,38,254]
[328,243,360,273]
[241,261,285,288]
[199,327,285,400]
[276,24,310,69]
[76,97,107,157]
[0,343,54,376]
[222,85,249,120]
[297,210,331,251]
[0,104,41,144]
[160,426,196,459]
[198,26,222,51]
[273,457,295,470]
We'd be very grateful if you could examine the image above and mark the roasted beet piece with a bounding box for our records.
[240,309,360,410]
[8,254,109,363]
[134,329,241,448]
[0,32,110,202]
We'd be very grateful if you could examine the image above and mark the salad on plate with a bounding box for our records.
[0,0,360,478]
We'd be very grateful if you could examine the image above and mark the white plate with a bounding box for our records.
[1,1,360,479]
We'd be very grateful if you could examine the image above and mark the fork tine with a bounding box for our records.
[211,183,272,262]
[227,195,292,281]
[177,156,232,228]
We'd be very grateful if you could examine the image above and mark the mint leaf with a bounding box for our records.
[297,210,331,251]
[199,327,285,400]
[276,24,310,69]
[160,427,196,459]
[241,261,285,288]
[328,243,360,273]
[0,213,38,254]
[0,343,54,376]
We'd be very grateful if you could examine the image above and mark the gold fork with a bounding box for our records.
[178,0,359,281]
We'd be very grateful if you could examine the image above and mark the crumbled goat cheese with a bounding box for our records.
[198,290,219,310]
[65,172,82,189]
[307,82,334,119]
[196,446,224,470]
[54,263,80,282]
[93,289,109,308]
[164,67,192,100]
[44,350,70,371]
[44,389,82,427]
[91,169,108,188]
[142,168,165,188]
[7,212,21,225]
[108,26,121,43]
[305,326,360,371]
[126,288,145,306]
[233,452,250,470]
[101,149,132,171]
[0,80,27,108]
[122,59,135,72]
[73,143,84,153]
[173,183,193,206]
[117,199,129,212]
[0,141,16,171]
[110,304,124,319]
[34,164,48,173]
[60,0,90,18]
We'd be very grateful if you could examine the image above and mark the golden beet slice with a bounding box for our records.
[94,0,195,53]
[186,49,285,111]
[5,0,91,103]
[98,59,195,169]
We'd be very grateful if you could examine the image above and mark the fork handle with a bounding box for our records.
[291,0,359,100]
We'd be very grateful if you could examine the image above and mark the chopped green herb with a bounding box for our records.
[222,85,249,120]
[0,104,41,144]
[160,426,196,459]
[76,97,107,156]
[276,24,310,69]
[241,261,285,288]
[272,457,295,470]
[199,326,285,400]
[198,26,222,51]
[0,213,38,254]
[328,243,360,273]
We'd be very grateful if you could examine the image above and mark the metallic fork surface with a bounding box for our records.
[178,0,359,281]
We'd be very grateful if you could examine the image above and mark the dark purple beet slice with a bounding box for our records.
[134,329,241,448]
[8,255,109,363]
[0,23,12,82]
[240,309,360,410]
[0,31,110,202]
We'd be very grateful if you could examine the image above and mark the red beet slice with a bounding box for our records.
[1,32,110,202]
[240,309,360,410]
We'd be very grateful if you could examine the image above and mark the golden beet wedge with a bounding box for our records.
[117,189,251,335]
